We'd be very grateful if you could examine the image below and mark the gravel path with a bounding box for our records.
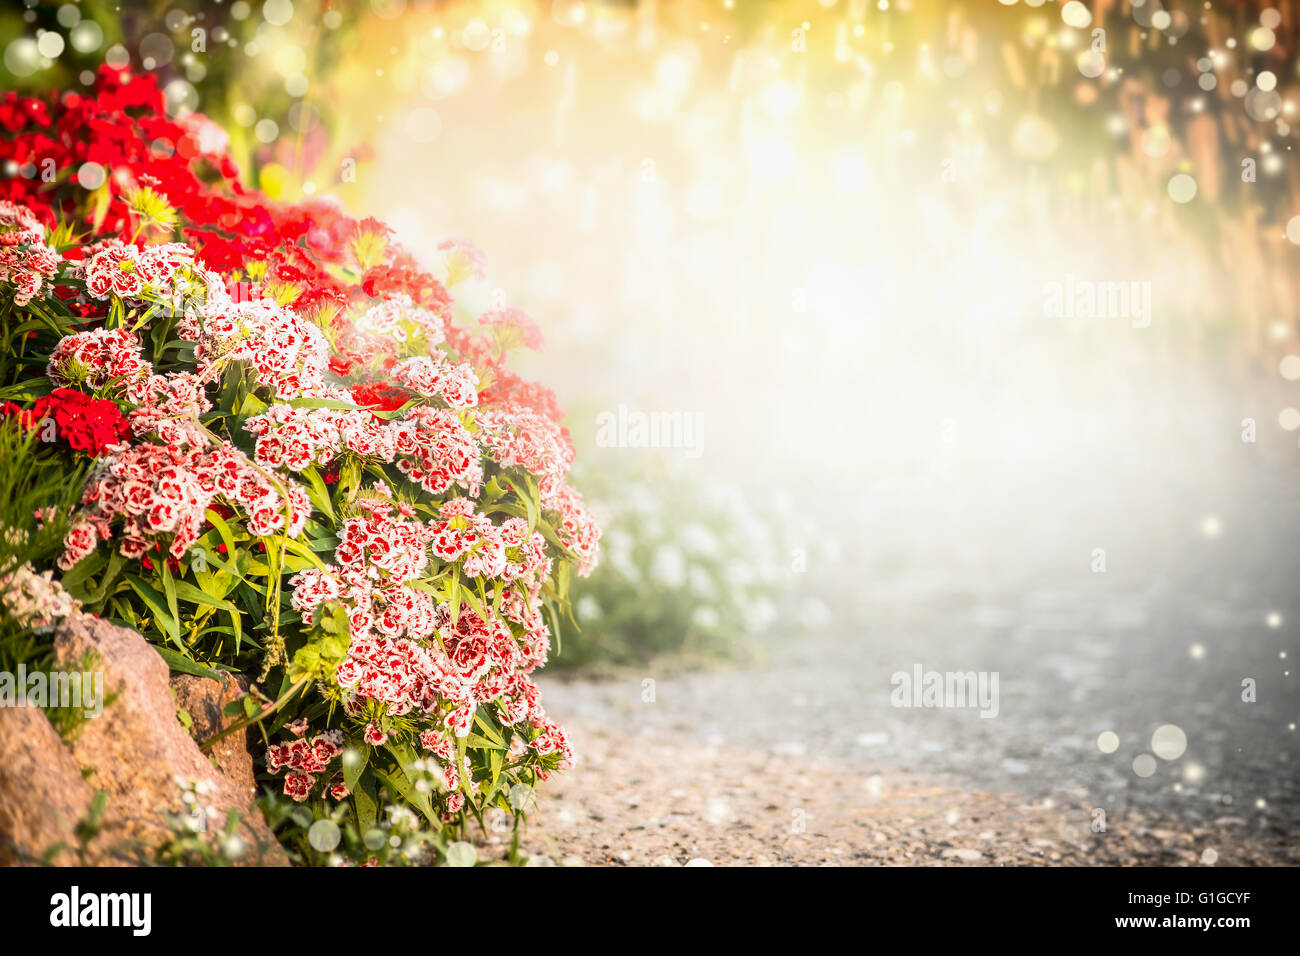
[506,419,1300,867]
[511,718,1292,866]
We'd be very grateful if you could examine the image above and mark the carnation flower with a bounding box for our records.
[47,328,153,399]
[73,238,200,304]
[354,292,447,347]
[437,237,487,283]
[0,561,82,631]
[0,69,594,835]
[195,296,330,399]
[58,438,310,569]
[2,388,131,457]
[0,200,60,306]
[351,380,412,414]
[390,354,480,409]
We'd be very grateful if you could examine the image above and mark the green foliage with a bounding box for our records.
[262,786,448,867]
[0,82,595,866]
[557,458,815,670]
[287,604,351,683]
[0,419,88,675]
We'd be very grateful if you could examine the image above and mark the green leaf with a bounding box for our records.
[487,748,503,799]
[472,710,505,745]
[160,560,180,629]
[153,645,225,682]
[368,400,420,421]
[124,573,181,646]
[288,397,363,411]
[447,565,461,628]
[455,731,472,800]
[281,537,328,572]
[68,550,126,607]
[236,391,268,419]
[342,745,369,795]
[172,579,244,651]
[171,579,236,613]
[376,767,436,825]
[383,740,419,773]
[203,508,242,556]
[301,466,336,524]
[355,768,378,832]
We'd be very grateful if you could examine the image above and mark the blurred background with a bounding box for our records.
[4,0,1299,855]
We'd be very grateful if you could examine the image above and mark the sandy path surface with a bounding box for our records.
[508,706,1294,867]
[498,411,1300,867]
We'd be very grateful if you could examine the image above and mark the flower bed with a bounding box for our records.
[0,68,599,863]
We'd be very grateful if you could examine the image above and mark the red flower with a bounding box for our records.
[2,387,130,457]
[350,380,411,415]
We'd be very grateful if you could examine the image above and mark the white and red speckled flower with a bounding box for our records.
[0,200,60,306]
[4,81,602,831]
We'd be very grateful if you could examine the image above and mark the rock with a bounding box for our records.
[0,614,286,866]
[0,707,106,865]
[170,672,257,801]
[942,848,983,862]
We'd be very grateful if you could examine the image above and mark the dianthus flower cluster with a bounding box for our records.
[0,199,59,306]
[60,438,309,569]
[73,238,203,303]
[1,386,130,457]
[0,68,598,828]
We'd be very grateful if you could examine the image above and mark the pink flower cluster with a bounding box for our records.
[437,237,487,281]
[73,239,200,302]
[414,727,469,813]
[246,393,484,499]
[480,305,544,352]
[474,405,601,575]
[0,151,598,810]
[355,292,447,346]
[265,729,345,803]
[48,328,215,448]
[290,491,439,641]
[60,437,310,569]
[127,371,213,445]
[0,199,59,306]
[336,631,472,721]
[475,404,574,501]
[547,483,602,578]
[429,497,551,584]
[47,327,153,399]
[245,401,392,472]
[392,406,483,496]
[336,494,434,585]
[390,354,479,409]
[192,294,330,399]
[330,605,557,754]
[286,487,564,755]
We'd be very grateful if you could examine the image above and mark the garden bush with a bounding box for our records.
[0,68,599,863]
[557,457,831,671]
